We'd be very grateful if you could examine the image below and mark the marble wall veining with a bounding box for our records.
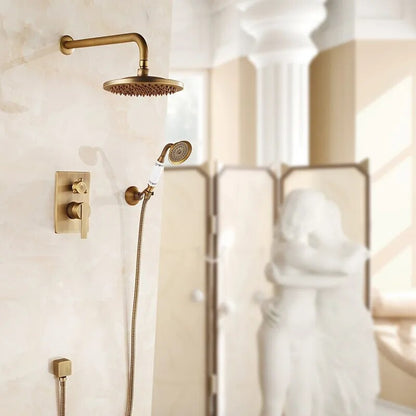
[0,1,172,415]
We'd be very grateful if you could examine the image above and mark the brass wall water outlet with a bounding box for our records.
[55,171,90,239]
[53,358,72,378]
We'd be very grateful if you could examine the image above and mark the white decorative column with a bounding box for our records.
[239,0,327,168]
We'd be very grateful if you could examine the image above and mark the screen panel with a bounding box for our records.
[216,167,276,416]
[152,168,208,416]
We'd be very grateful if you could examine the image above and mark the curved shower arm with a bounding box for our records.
[60,33,149,74]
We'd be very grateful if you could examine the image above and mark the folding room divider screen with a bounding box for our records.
[152,162,369,416]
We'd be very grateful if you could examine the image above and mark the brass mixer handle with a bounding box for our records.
[66,202,90,239]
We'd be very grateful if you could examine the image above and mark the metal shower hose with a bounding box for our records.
[126,196,149,416]
[59,377,66,416]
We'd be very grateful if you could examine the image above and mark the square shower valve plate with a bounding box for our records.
[54,171,90,236]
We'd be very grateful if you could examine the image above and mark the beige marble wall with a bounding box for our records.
[0,1,172,415]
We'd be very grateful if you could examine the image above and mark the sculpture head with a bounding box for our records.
[278,189,327,242]
[309,199,345,246]
[278,189,346,245]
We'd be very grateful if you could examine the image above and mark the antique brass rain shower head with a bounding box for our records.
[60,33,183,96]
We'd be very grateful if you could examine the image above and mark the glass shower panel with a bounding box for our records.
[152,169,208,416]
[216,168,276,416]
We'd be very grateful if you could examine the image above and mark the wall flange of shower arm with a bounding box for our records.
[60,32,183,97]
[125,141,192,205]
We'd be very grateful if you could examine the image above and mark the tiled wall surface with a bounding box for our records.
[0,1,172,414]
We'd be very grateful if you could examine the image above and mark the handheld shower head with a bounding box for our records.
[157,140,192,165]
[149,140,192,186]
[125,141,192,205]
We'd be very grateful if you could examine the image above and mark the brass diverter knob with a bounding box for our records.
[72,178,88,194]
[54,171,91,239]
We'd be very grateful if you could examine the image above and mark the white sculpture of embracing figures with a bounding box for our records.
[258,190,379,416]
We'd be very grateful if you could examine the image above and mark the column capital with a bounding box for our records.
[314,0,416,52]
[238,0,328,67]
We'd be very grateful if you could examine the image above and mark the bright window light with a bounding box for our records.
[166,70,208,165]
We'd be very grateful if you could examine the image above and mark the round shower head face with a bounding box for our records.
[168,141,192,165]
[103,75,183,97]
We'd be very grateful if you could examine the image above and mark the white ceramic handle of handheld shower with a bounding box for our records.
[148,161,164,187]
